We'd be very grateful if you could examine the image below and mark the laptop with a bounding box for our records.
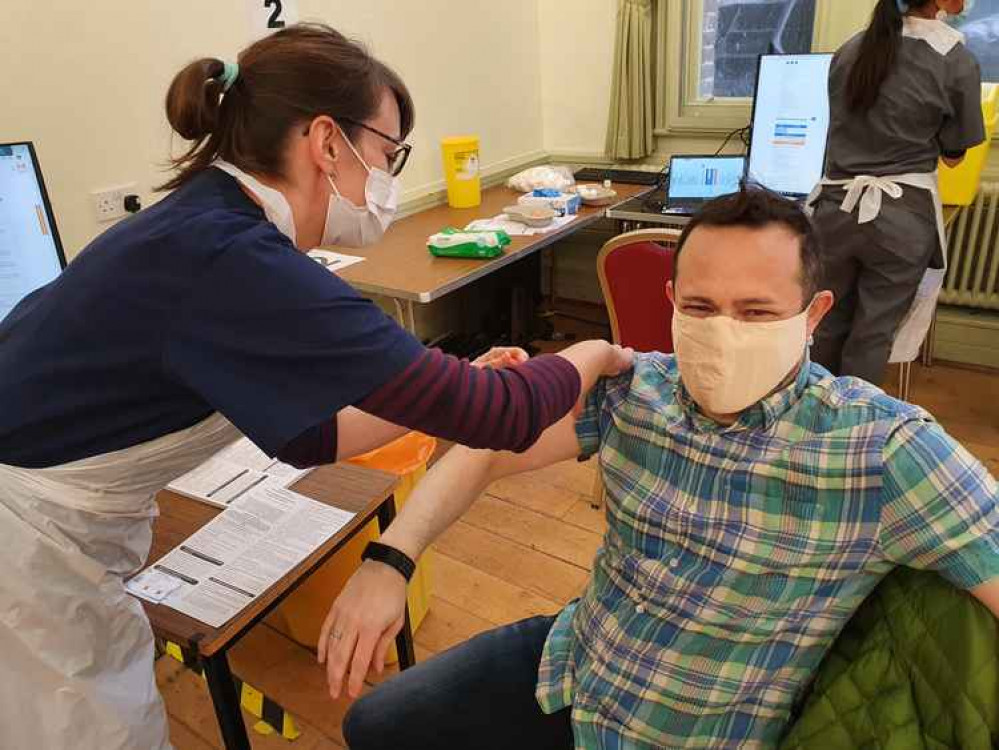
[660,155,747,217]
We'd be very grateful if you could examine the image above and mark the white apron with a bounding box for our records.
[0,413,242,750]
[806,171,948,364]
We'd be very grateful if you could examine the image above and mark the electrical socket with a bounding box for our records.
[91,183,137,223]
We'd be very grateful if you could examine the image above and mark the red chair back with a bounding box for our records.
[597,229,680,353]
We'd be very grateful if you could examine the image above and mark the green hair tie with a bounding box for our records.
[218,61,239,92]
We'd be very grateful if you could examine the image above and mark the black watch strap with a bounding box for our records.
[362,541,416,582]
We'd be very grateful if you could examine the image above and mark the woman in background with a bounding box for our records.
[810,0,984,384]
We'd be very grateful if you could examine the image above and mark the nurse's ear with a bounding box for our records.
[303,115,341,177]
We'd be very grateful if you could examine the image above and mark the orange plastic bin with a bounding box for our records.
[269,433,436,663]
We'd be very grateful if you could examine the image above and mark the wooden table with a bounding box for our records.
[336,183,651,333]
[143,463,411,750]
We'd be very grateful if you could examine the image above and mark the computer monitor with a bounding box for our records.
[747,53,834,200]
[0,142,65,324]
[666,155,747,207]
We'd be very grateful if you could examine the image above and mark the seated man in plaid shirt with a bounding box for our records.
[321,186,999,750]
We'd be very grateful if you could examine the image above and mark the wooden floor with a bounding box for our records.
[160,342,999,748]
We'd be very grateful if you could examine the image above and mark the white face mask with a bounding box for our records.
[323,126,400,248]
[213,160,299,245]
[671,307,810,417]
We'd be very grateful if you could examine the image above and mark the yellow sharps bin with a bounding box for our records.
[939,84,998,206]
[269,433,435,664]
[440,135,481,208]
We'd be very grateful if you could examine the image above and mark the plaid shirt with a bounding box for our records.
[536,353,999,749]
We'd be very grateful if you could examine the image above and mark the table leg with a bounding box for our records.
[406,300,417,336]
[393,298,418,336]
[203,651,251,750]
[548,248,558,306]
[376,497,417,671]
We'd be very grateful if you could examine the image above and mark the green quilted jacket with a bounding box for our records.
[781,567,999,750]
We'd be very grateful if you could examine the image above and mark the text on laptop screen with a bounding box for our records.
[668,156,746,201]
[747,54,833,198]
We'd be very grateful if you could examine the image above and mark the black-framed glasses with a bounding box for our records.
[340,118,412,177]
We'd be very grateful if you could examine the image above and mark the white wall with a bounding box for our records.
[538,0,617,157]
[0,0,544,256]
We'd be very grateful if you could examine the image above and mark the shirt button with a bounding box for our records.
[669,558,680,569]
[635,603,646,614]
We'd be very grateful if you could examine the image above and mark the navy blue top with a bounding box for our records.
[0,168,424,468]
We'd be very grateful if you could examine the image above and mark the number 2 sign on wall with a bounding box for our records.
[247,0,299,38]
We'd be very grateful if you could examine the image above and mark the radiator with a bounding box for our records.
[942,182,999,310]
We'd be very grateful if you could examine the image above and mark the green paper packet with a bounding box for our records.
[427,227,512,258]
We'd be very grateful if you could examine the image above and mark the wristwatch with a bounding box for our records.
[361,541,416,582]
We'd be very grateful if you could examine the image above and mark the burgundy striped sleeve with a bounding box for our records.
[274,349,581,468]
[357,348,580,453]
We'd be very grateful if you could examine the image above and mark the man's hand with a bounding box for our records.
[318,560,408,700]
[471,346,530,369]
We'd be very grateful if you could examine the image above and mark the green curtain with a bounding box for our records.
[605,0,655,161]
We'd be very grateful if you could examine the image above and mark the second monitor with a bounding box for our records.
[747,53,834,200]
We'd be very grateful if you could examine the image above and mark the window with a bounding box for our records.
[699,0,818,99]
[657,1,996,138]
[951,0,999,83]
[656,0,844,135]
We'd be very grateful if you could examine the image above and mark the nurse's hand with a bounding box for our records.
[602,343,634,377]
[471,346,530,369]
[318,560,408,700]
[554,340,634,412]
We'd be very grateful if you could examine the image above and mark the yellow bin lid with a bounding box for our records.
[441,135,479,148]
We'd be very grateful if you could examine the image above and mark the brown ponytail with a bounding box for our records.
[159,23,414,191]
[165,58,229,141]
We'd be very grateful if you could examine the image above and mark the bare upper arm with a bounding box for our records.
[970,577,999,620]
[487,414,584,481]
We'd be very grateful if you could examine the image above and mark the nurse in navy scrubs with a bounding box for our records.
[0,24,630,750]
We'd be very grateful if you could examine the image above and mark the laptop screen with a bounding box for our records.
[667,156,746,203]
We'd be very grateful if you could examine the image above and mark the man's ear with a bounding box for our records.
[806,290,835,337]
[666,280,676,306]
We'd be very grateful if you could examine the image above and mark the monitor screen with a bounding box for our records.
[0,142,65,323]
[747,53,833,198]
[667,156,746,201]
